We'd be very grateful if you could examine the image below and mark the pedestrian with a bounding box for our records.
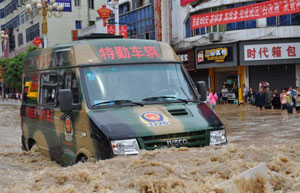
[221,85,228,104]
[208,89,218,110]
[264,87,272,109]
[272,89,281,109]
[280,88,288,110]
[294,87,300,113]
[247,87,256,105]
[287,86,294,114]
[255,88,265,111]
[242,84,248,105]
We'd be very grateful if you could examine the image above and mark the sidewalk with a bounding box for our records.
[0,99,21,106]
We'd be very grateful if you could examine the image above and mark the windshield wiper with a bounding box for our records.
[142,96,189,103]
[92,100,144,107]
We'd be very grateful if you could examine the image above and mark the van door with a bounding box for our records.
[58,70,81,165]
[38,72,62,161]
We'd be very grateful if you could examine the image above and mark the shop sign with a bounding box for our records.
[204,47,228,62]
[197,47,231,63]
[176,49,195,71]
[191,0,300,29]
[244,42,300,61]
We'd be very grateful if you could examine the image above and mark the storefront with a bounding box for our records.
[240,38,300,91]
[194,43,245,102]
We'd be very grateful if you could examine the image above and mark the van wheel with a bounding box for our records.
[77,154,88,163]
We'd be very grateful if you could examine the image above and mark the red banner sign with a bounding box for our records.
[181,0,197,6]
[107,25,116,35]
[71,30,78,41]
[119,25,127,39]
[191,0,300,29]
[107,25,127,38]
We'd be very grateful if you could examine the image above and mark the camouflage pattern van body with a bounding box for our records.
[21,39,226,166]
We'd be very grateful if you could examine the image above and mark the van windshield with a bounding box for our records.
[81,63,197,107]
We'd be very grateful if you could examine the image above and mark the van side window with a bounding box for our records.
[40,73,58,106]
[63,72,80,104]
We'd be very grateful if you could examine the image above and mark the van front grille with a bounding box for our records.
[139,130,209,150]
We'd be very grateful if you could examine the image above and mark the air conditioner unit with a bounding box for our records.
[208,32,221,42]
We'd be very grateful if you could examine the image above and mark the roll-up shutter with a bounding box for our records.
[249,64,296,91]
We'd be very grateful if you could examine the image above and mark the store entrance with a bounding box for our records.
[215,67,238,102]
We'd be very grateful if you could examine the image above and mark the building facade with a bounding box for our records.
[0,0,104,58]
[172,0,300,102]
[81,0,172,43]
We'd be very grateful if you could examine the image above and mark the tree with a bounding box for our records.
[0,46,37,91]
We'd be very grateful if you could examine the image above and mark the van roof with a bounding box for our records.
[25,39,180,71]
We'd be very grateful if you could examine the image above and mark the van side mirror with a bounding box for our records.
[58,89,73,112]
[197,81,207,101]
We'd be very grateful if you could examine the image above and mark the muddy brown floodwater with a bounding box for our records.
[0,104,300,193]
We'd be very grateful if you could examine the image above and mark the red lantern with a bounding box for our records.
[97,5,112,27]
[32,36,43,50]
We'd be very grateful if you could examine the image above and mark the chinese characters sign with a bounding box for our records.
[244,42,300,61]
[98,46,161,61]
[180,0,198,6]
[191,0,300,29]
[54,0,71,12]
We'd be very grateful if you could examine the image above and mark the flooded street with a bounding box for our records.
[0,104,300,193]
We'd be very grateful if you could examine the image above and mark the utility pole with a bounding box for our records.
[114,0,119,36]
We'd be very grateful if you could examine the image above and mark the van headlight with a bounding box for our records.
[111,139,140,155]
[210,130,227,145]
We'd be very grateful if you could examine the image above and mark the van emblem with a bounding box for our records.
[166,139,188,147]
[64,116,73,141]
[140,112,169,127]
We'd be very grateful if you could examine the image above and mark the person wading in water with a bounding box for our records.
[255,88,265,112]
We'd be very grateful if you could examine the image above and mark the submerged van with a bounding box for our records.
[21,36,227,166]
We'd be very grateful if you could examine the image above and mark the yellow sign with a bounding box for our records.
[205,47,228,62]
[25,81,38,98]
